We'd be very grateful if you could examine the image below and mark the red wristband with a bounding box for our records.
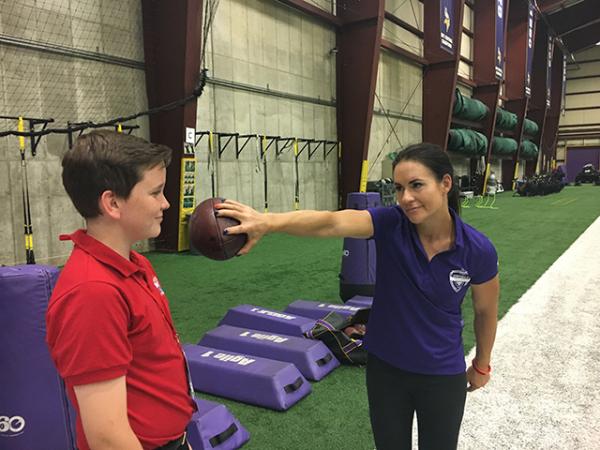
[472,359,491,375]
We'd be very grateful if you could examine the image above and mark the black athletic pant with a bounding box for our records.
[366,353,467,450]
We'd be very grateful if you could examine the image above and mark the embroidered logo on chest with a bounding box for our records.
[449,269,471,293]
[152,276,165,296]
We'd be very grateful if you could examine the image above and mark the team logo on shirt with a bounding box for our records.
[449,269,471,293]
[152,276,165,296]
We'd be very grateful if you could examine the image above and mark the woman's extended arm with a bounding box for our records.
[215,199,374,255]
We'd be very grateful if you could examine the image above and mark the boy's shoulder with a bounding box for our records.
[52,246,120,299]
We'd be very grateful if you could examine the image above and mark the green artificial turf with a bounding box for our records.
[147,185,600,450]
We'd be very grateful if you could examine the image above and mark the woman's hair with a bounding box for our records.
[392,142,461,214]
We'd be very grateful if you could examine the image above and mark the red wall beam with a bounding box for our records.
[422,0,465,149]
[541,47,565,172]
[336,0,385,205]
[527,21,552,173]
[142,0,203,251]
[472,0,506,192]
[504,0,533,180]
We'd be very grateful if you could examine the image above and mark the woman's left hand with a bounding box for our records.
[466,365,490,392]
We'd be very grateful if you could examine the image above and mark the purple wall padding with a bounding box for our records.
[186,398,250,450]
[339,192,380,301]
[219,304,316,336]
[183,344,311,411]
[565,147,600,182]
[346,296,374,308]
[0,265,76,450]
[284,299,363,320]
[199,325,339,381]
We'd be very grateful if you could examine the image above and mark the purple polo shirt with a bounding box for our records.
[365,206,498,375]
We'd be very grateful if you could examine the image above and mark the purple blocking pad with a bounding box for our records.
[183,344,311,411]
[187,398,250,450]
[0,265,77,450]
[346,296,374,309]
[218,304,316,336]
[199,325,339,381]
[284,299,364,320]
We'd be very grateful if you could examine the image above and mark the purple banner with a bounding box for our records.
[546,37,553,108]
[440,0,455,54]
[495,0,505,79]
[525,2,535,97]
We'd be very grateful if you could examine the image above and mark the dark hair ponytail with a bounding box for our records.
[392,142,461,215]
[447,182,461,215]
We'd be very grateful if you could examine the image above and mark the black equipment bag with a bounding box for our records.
[304,309,370,365]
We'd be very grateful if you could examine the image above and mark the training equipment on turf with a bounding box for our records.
[199,325,339,381]
[284,299,364,320]
[306,311,369,365]
[339,192,379,301]
[219,304,316,336]
[186,398,250,450]
[189,197,247,260]
[574,163,600,185]
[346,295,374,308]
[0,265,77,450]
[183,344,311,410]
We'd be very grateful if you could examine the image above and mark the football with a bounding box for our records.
[189,197,247,260]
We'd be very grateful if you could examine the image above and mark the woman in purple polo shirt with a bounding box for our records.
[216,143,499,450]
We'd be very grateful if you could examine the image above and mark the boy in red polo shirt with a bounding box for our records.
[46,131,195,450]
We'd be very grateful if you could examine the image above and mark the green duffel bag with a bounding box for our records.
[492,136,518,156]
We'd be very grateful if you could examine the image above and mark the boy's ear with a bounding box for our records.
[98,190,122,219]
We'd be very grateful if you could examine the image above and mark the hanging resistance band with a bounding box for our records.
[294,139,299,210]
[262,135,268,212]
[512,161,520,191]
[18,117,35,264]
[482,161,492,196]
[209,131,216,198]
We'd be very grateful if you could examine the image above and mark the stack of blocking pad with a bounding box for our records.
[184,304,343,411]
[0,265,250,450]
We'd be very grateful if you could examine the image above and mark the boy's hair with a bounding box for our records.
[62,130,172,218]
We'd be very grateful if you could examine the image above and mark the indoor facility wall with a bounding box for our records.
[0,0,150,266]
[557,46,600,160]
[195,0,338,213]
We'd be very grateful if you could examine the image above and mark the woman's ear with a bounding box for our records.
[98,190,121,219]
[441,174,453,194]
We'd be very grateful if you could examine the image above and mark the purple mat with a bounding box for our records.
[219,304,316,336]
[199,325,339,381]
[187,398,250,449]
[183,344,311,411]
[346,296,374,308]
[284,299,364,320]
[0,265,76,450]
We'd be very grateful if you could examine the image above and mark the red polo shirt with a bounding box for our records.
[46,230,194,450]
